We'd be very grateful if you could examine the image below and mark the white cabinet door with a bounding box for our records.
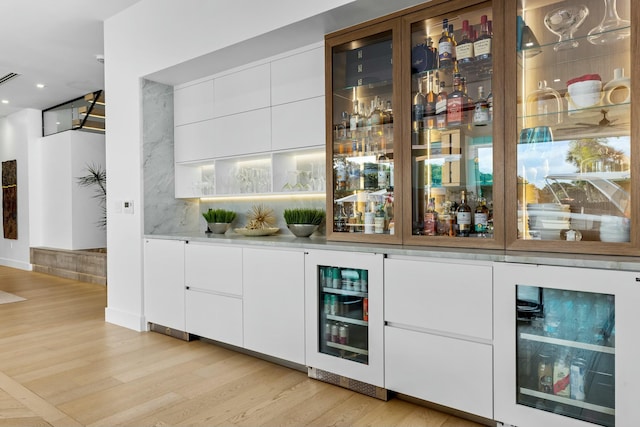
[143,239,185,331]
[213,63,270,117]
[271,46,324,106]
[186,289,243,347]
[184,242,242,295]
[271,96,325,151]
[494,263,640,427]
[243,248,305,365]
[385,257,493,340]
[174,80,214,126]
[210,108,271,157]
[174,120,215,163]
[385,326,493,419]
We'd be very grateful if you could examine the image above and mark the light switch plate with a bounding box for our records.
[123,200,134,214]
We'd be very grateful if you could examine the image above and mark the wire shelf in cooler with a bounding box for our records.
[520,333,614,355]
[327,313,368,327]
[326,341,369,355]
[519,387,615,416]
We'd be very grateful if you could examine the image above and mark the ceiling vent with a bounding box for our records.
[0,73,20,86]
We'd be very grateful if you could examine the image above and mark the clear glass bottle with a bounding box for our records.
[436,80,448,129]
[438,18,454,67]
[474,194,490,235]
[412,78,426,145]
[447,72,465,126]
[474,14,492,61]
[473,85,490,126]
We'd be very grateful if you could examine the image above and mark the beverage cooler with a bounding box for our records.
[304,249,385,392]
[494,262,640,427]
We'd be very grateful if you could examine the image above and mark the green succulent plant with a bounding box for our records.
[283,208,325,225]
[202,208,236,223]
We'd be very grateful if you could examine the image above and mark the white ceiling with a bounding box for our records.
[0,0,142,118]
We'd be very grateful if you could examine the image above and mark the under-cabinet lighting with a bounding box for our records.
[36,83,46,89]
[200,193,325,202]
[1,100,8,104]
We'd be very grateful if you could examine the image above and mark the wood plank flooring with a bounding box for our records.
[0,266,488,426]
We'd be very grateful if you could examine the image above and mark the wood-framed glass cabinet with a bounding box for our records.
[504,0,639,255]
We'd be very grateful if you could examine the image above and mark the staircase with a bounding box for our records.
[72,91,105,132]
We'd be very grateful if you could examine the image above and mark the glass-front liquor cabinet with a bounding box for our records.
[325,20,402,244]
[507,0,637,255]
[403,1,505,249]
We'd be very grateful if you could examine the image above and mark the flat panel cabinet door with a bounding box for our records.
[242,248,305,365]
[385,326,493,419]
[271,46,324,105]
[174,80,214,126]
[213,63,270,117]
[174,120,215,163]
[185,289,243,347]
[494,263,640,427]
[143,239,185,331]
[384,257,492,340]
[184,242,242,295]
[211,109,271,157]
[304,249,384,387]
[271,96,325,151]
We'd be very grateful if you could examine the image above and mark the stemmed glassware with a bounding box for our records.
[543,5,589,51]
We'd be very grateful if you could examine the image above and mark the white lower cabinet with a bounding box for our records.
[184,242,243,346]
[243,248,305,365]
[143,239,185,331]
[384,256,494,419]
[385,326,493,419]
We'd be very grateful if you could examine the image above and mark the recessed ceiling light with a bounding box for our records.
[1,100,8,104]
[36,83,46,89]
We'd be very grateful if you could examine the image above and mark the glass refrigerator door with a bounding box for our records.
[514,0,632,250]
[516,285,615,426]
[305,250,384,387]
[408,4,496,243]
[327,23,401,243]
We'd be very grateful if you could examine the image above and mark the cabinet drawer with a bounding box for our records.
[384,258,492,340]
[385,326,493,419]
[186,290,242,347]
[174,80,214,126]
[271,46,324,105]
[185,243,242,295]
[271,96,325,151]
[213,63,270,117]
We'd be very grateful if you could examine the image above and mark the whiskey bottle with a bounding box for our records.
[474,194,490,235]
[334,201,348,232]
[474,15,492,61]
[424,197,438,236]
[448,23,457,64]
[456,190,472,237]
[473,85,490,126]
[456,20,474,63]
[446,72,464,126]
[438,18,454,67]
[424,73,437,129]
[425,36,438,70]
[436,80,448,129]
[349,99,360,138]
[412,77,426,145]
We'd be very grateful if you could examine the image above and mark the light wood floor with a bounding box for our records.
[0,265,488,427]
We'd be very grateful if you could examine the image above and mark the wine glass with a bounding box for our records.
[544,5,589,51]
[587,0,630,45]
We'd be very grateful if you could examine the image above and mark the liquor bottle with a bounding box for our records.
[473,85,490,126]
[412,77,426,145]
[424,197,438,236]
[487,86,494,122]
[349,100,360,138]
[436,79,448,129]
[456,20,474,63]
[474,194,490,234]
[424,73,437,129]
[438,18,454,67]
[474,15,492,61]
[448,23,457,64]
[461,77,473,124]
[456,190,472,237]
[335,157,347,191]
[425,36,438,69]
[334,201,348,232]
[446,72,464,126]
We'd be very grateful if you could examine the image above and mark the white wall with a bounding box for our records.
[0,109,41,270]
[31,131,106,250]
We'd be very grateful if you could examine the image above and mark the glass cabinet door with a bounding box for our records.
[516,285,615,426]
[510,0,635,254]
[326,21,402,244]
[403,1,503,249]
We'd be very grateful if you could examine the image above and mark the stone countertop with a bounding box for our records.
[144,232,640,272]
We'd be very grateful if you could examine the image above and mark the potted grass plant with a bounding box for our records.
[202,208,236,234]
[283,208,326,237]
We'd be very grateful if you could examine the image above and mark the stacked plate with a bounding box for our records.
[527,203,571,240]
[599,215,630,242]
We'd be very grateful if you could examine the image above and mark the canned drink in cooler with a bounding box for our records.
[570,357,587,401]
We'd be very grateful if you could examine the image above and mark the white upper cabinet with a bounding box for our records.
[213,63,271,117]
[271,46,324,106]
[271,96,325,151]
[212,108,271,157]
[174,80,215,126]
[174,119,214,163]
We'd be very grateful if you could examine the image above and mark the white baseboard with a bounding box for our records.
[105,307,147,332]
[0,258,33,271]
